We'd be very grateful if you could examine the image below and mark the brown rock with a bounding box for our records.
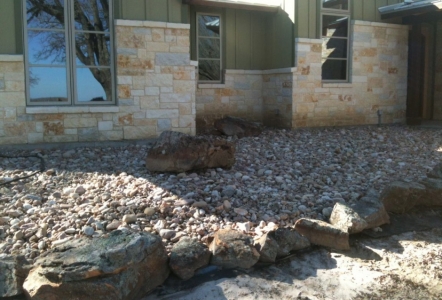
[418,178,442,207]
[169,237,211,280]
[214,116,262,138]
[380,181,426,213]
[294,218,350,250]
[23,230,169,300]
[146,131,235,173]
[209,229,260,269]
[255,228,310,263]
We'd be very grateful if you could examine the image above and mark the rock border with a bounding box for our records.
[3,162,442,299]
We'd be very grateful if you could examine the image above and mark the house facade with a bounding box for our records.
[0,0,419,145]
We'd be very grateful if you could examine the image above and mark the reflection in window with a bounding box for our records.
[25,0,113,105]
[76,68,109,101]
[321,8,350,81]
[197,14,221,82]
[29,67,68,102]
[322,0,349,10]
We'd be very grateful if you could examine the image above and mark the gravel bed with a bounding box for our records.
[0,125,441,261]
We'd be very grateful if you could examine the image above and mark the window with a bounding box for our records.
[197,14,222,82]
[24,0,115,105]
[321,0,350,82]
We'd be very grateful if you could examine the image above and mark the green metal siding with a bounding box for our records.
[352,0,403,23]
[269,9,294,69]
[295,0,318,39]
[0,0,21,54]
[191,6,287,70]
[118,0,187,23]
[296,0,403,39]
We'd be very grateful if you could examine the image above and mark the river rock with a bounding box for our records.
[169,237,211,280]
[146,131,235,173]
[214,116,262,138]
[209,229,260,269]
[23,230,169,300]
[0,254,32,298]
[294,218,350,250]
[380,181,426,213]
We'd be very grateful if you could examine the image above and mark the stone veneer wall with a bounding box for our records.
[0,55,28,145]
[0,21,196,145]
[262,70,296,128]
[292,21,409,127]
[195,70,263,132]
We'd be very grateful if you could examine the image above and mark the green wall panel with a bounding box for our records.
[235,10,251,70]
[296,0,403,39]
[0,0,20,54]
[190,5,290,70]
[120,0,186,23]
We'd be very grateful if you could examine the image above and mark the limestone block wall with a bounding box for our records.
[292,21,409,128]
[0,21,196,145]
[262,70,296,128]
[0,56,28,145]
[196,70,262,132]
[116,20,197,137]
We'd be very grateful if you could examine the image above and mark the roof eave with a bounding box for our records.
[182,0,280,12]
[378,1,442,20]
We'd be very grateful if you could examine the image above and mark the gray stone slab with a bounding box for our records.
[156,53,190,66]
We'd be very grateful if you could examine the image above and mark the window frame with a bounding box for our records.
[196,12,223,84]
[23,0,116,106]
[320,0,350,83]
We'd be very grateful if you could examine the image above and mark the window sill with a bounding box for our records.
[198,84,226,89]
[26,106,120,114]
[322,83,353,88]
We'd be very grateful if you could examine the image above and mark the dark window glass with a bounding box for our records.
[322,59,347,80]
[198,38,221,59]
[322,38,347,59]
[322,15,348,37]
[199,60,221,81]
[198,15,220,37]
[322,0,348,10]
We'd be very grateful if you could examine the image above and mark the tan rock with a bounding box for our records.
[295,218,350,250]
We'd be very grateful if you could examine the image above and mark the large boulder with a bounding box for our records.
[255,228,310,263]
[169,237,211,280]
[146,131,235,173]
[209,229,260,269]
[294,218,350,250]
[0,254,32,298]
[418,178,442,207]
[350,192,390,229]
[380,181,426,213]
[23,230,169,300]
[427,162,442,179]
[329,202,368,234]
[214,116,262,138]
